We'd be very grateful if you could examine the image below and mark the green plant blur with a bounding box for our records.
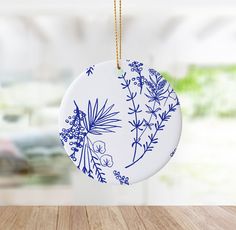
[162,65,236,118]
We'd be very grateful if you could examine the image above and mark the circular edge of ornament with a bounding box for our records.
[58,59,182,185]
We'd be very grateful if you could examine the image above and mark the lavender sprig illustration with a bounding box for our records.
[129,61,145,94]
[60,99,121,183]
[138,69,167,139]
[113,170,129,185]
[118,60,180,168]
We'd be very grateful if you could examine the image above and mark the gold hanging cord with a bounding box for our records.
[113,0,122,69]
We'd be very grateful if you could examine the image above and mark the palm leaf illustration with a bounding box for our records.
[86,99,121,135]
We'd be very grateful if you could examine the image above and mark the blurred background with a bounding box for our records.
[0,0,236,205]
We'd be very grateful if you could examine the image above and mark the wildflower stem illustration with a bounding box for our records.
[118,72,142,162]
[118,60,180,169]
[138,101,157,140]
[60,99,121,183]
[125,99,179,168]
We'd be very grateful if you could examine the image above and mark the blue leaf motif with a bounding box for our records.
[87,99,121,135]
[93,141,106,154]
[100,154,114,167]
[113,170,129,185]
[86,65,95,76]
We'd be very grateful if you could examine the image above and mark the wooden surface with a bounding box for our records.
[0,206,235,230]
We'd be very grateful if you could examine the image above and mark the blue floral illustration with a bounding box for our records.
[113,170,129,185]
[118,72,143,162]
[60,99,121,183]
[118,60,180,168]
[129,61,145,94]
[86,65,95,76]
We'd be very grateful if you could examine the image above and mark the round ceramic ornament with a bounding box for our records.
[59,59,182,185]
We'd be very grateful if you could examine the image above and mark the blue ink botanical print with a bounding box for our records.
[86,65,95,76]
[93,141,106,154]
[60,99,121,183]
[113,170,129,185]
[100,154,114,167]
[59,59,182,185]
[118,60,180,169]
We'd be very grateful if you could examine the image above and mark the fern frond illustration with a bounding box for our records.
[87,99,121,135]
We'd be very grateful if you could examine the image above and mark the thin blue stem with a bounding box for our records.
[83,139,86,171]
[86,137,106,183]
[125,101,179,168]
[120,73,139,162]
[87,142,92,176]
[164,85,172,106]
[138,72,143,94]
[78,141,85,169]
[90,152,106,183]
[138,101,157,140]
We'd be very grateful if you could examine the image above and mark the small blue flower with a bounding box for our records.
[93,141,106,154]
[100,154,113,167]
[128,61,143,74]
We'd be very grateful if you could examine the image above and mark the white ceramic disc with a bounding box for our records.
[59,59,182,185]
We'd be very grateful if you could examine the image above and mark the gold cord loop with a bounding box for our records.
[114,0,122,69]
